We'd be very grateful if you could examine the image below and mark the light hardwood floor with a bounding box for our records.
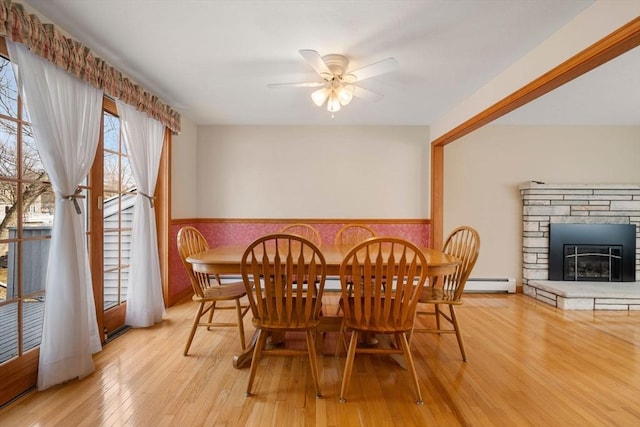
[0,293,638,426]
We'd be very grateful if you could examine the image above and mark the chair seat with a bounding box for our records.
[340,297,414,333]
[418,286,463,305]
[197,281,247,301]
[252,297,322,330]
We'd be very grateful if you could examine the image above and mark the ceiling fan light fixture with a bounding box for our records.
[311,87,330,107]
[327,91,341,112]
[276,50,398,115]
[338,85,354,105]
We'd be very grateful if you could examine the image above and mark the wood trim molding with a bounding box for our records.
[430,144,444,249]
[0,349,38,407]
[429,17,640,248]
[157,129,171,308]
[171,218,431,225]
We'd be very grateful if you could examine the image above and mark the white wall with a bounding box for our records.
[171,116,198,218]
[196,126,430,218]
[444,125,640,282]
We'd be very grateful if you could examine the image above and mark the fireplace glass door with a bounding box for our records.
[563,245,622,281]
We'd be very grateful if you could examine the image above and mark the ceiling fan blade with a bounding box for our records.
[353,86,384,102]
[350,57,398,81]
[268,82,326,88]
[299,49,332,77]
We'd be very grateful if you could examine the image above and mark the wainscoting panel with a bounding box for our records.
[169,219,431,305]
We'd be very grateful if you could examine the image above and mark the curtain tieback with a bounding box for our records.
[62,188,83,214]
[139,191,155,208]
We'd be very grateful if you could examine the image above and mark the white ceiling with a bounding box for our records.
[23,0,639,127]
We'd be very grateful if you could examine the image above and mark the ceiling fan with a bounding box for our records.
[268,50,398,113]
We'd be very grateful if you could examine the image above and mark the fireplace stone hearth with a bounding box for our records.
[520,183,640,310]
[525,280,640,310]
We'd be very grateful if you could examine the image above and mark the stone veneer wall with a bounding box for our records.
[520,183,640,286]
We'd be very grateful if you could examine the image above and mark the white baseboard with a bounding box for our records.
[464,278,516,293]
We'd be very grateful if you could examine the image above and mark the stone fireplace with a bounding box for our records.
[519,183,640,310]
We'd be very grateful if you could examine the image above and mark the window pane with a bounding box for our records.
[23,183,54,226]
[103,112,119,152]
[0,118,18,178]
[23,294,44,352]
[104,151,119,196]
[0,243,6,303]
[103,269,119,309]
[0,57,18,118]
[21,236,50,296]
[5,237,16,299]
[22,125,46,182]
[121,156,135,192]
[0,302,18,363]
[0,181,17,235]
[103,229,129,309]
[120,268,129,303]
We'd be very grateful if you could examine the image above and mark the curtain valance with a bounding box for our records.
[0,0,181,133]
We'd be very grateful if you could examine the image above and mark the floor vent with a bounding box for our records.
[105,325,131,343]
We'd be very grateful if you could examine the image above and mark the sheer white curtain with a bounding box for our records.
[116,100,165,327]
[7,42,103,390]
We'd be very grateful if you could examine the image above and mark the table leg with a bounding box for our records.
[233,330,258,369]
[232,330,287,368]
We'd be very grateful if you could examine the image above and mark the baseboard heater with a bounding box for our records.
[464,278,516,293]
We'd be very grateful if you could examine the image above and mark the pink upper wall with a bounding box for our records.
[169,220,430,304]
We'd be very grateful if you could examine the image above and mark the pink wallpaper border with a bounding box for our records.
[169,220,431,304]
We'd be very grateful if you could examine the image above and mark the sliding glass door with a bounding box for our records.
[98,102,134,336]
[0,38,170,406]
[0,49,52,403]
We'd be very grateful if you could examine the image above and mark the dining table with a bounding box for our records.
[187,243,461,368]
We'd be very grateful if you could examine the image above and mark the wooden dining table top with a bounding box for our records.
[187,243,460,277]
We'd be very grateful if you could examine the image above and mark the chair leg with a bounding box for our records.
[434,303,441,332]
[184,302,205,356]
[246,329,267,397]
[335,322,349,357]
[408,310,418,346]
[449,305,467,362]
[398,332,424,405]
[206,301,216,330]
[306,330,322,398]
[235,299,246,350]
[339,330,359,403]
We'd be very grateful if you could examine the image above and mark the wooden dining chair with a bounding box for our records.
[334,224,376,247]
[280,223,322,248]
[281,223,323,289]
[337,237,429,404]
[410,226,480,362]
[240,233,327,398]
[177,226,249,356]
[333,224,377,315]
